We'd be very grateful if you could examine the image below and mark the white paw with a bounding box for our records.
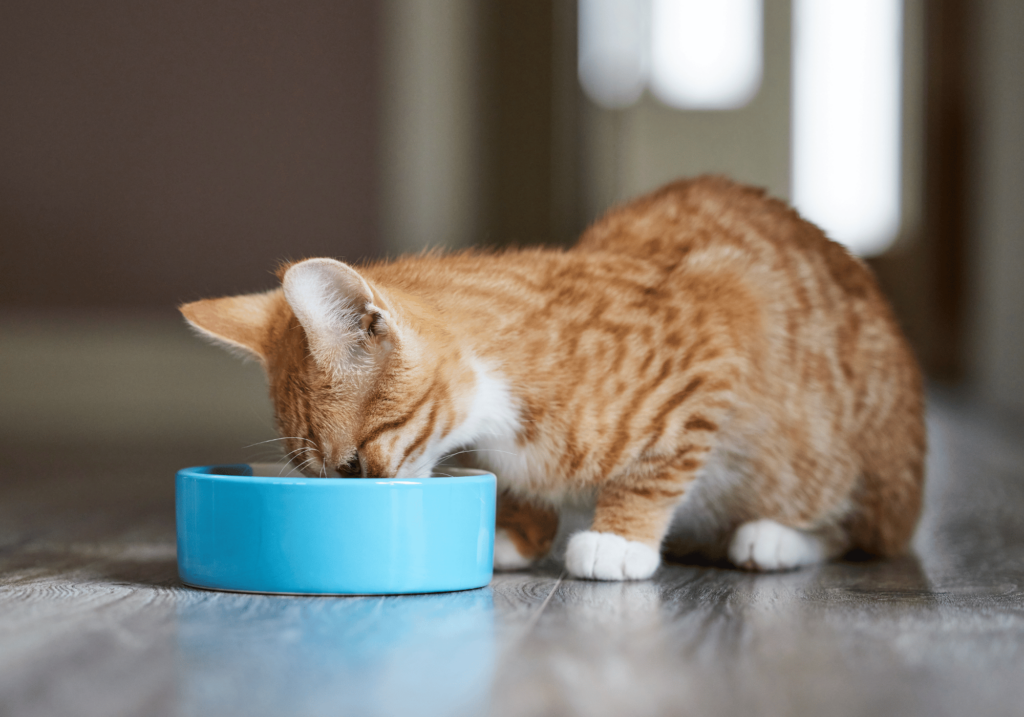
[493,529,534,571]
[728,519,826,571]
[565,531,660,581]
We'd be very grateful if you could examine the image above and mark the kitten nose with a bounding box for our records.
[338,455,362,477]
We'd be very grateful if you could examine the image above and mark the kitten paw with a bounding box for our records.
[565,531,660,581]
[493,528,534,571]
[728,519,826,572]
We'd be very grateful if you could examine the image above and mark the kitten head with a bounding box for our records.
[181,258,467,478]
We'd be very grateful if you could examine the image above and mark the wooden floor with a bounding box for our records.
[2,395,1024,717]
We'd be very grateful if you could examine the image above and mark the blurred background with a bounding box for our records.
[0,0,1021,463]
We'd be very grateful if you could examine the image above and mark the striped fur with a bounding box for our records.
[181,177,925,579]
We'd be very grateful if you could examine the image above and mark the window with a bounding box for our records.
[791,0,904,255]
[578,0,764,111]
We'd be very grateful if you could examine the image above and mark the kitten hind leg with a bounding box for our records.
[493,490,559,571]
[728,519,843,571]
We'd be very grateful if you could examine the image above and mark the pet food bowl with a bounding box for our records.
[175,463,496,595]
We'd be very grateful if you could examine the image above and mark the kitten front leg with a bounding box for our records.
[493,490,559,571]
[566,466,695,581]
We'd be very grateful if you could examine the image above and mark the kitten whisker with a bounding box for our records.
[278,456,309,479]
[243,436,314,449]
[402,447,517,479]
[281,446,314,463]
[244,450,289,463]
[433,448,519,465]
[285,456,319,478]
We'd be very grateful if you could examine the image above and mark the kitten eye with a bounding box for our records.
[361,309,387,337]
[338,454,362,478]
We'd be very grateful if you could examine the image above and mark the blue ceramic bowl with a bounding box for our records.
[175,463,496,595]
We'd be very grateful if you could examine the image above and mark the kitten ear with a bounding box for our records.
[281,258,391,370]
[179,290,278,361]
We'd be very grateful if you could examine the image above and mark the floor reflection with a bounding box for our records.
[492,577,682,717]
[175,587,496,717]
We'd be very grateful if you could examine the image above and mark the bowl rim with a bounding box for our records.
[176,463,496,487]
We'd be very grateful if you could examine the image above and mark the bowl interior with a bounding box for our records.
[188,462,486,482]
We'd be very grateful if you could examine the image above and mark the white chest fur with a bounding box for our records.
[434,359,557,498]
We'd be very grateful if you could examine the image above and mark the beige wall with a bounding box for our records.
[0,1,382,312]
[380,0,483,254]
[970,0,1024,414]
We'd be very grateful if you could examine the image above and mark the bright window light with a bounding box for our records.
[578,0,648,109]
[578,0,763,111]
[649,0,763,110]
[792,0,903,256]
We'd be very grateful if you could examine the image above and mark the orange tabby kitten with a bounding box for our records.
[181,177,925,581]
